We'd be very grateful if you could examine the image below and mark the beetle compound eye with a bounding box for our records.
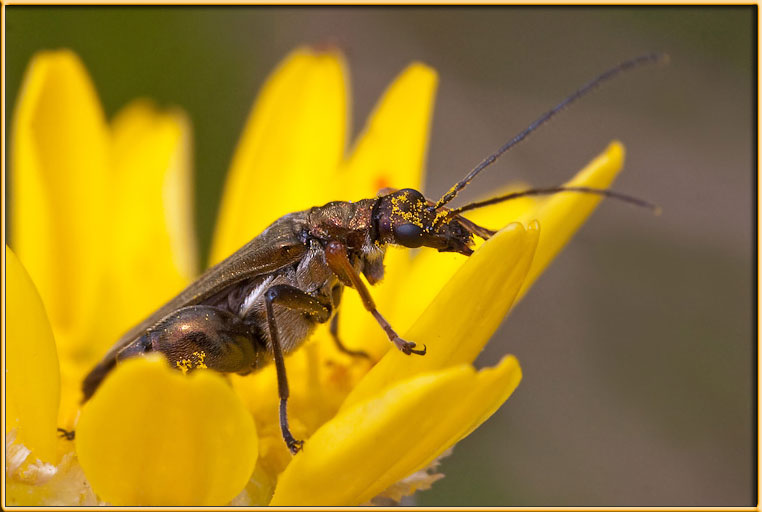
[398,188,425,202]
[394,223,424,248]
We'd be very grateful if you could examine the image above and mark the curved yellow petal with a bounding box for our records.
[341,220,539,411]
[338,62,438,199]
[6,246,61,465]
[516,141,625,300]
[332,63,438,353]
[88,100,197,353]
[210,47,347,264]
[270,355,521,505]
[76,356,258,505]
[10,50,109,352]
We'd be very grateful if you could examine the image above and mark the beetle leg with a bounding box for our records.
[82,357,118,402]
[324,241,426,356]
[264,284,331,454]
[329,313,371,359]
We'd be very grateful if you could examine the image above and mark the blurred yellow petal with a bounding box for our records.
[339,62,438,199]
[270,355,521,505]
[6,246,61,465]
[91,100,197,350]
[516,141,624,299]
[342,220,538,411]
[335,63,438,351]
[11,50,109,352]
[210,47,347,264]
[76,356,258,505]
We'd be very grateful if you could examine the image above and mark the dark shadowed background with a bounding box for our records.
[5,6,755,506]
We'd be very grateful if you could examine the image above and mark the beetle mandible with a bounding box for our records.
[80,53,664,454]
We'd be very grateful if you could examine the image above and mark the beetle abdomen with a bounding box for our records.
[117,306,261,374]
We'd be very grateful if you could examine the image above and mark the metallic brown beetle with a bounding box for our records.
[79,53,663,454]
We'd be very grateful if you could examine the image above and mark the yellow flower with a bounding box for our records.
[6,47,625,506]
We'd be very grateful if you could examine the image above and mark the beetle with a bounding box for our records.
[79,53,664,454]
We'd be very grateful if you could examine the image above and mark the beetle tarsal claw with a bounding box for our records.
[57,428,75,441]
[394,338,427,356]
[410,344,427,356]
[287,438,305,455]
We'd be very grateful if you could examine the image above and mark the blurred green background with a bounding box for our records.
[6,6,754,506]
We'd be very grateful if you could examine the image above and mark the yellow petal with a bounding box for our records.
[10,50,109,352]
[76,355,258,505]
[338,62,438,199]
[334,63,438,350]
[88,100,197,353]
[516,141,624,299]
[6,246,61,464]
[341,220,539,411]
[270,355,521,505]
[210,47,347,264]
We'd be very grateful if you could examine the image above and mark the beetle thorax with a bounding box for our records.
[307,198,376,249]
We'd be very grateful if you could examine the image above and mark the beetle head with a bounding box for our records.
[372,188,494,256]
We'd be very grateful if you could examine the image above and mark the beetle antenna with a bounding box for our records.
[433,52,669,210]
[447,186,661,217]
